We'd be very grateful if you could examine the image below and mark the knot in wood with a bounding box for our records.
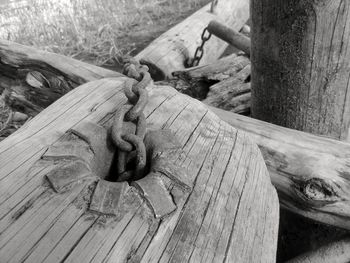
[298,178,340,207]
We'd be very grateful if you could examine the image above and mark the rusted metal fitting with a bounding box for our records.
[125,89,148,121]
[111,104,135,152]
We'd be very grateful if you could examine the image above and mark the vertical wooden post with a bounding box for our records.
[250,0,350,140]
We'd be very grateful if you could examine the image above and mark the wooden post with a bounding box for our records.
[250,0,350,140]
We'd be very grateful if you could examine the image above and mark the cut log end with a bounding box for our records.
[0,79,279,262]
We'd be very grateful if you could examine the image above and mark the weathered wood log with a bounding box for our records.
[0,78,279,262]
[209,106,350,230]
[250,0,350,141]
[203,64,251,114]
[286,237,350,263]
[173,53,250,82]
[5,40,350,229]
[171,54,250,101]
[0,40,121,116]
[207,20,251,56]
[135,0,250,79]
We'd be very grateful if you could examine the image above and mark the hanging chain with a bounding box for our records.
[111,57,151,182]
[187,27,212,68]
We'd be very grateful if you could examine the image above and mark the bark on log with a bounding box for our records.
[207,20,251,56]
[0,78,279,263]
[286,237,350,263]
[250,0,350,141]
[135,0,250,80]
[210,106,350,230]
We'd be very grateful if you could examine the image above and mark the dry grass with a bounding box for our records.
[1,0,210,66]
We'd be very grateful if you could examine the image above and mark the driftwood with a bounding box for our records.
[286,237,350,263]
[210,106,350,230]
[207,20,251,56]
[0,78,279,262]
[135,0,250,79]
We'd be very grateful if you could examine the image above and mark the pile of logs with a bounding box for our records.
[1,0,350,262]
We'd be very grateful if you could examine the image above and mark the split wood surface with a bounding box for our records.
[0,78,279,263]
[135,0,250,79]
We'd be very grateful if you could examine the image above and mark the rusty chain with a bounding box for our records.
[111,57,151,182]
[187,26,212,68]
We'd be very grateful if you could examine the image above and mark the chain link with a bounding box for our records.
[111,57,151,182]
[187,27,212,68]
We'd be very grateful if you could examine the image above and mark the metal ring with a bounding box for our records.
[111,104,134,152]
[136,113,147,140]
[124,79,138,104]
[201,27,212,41]
[132,71,151,94]
[122,134,146,180]
[194,46,204,59]
[125,89,148,121]
[117,150,127,174]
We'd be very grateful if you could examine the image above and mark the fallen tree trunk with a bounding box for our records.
[0,78,279,262]
[135,0,250,79]
[210,106,350,230]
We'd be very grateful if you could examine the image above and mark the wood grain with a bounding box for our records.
[250,0,350,140]
[210,106,350,230]
[0,79,279,263]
